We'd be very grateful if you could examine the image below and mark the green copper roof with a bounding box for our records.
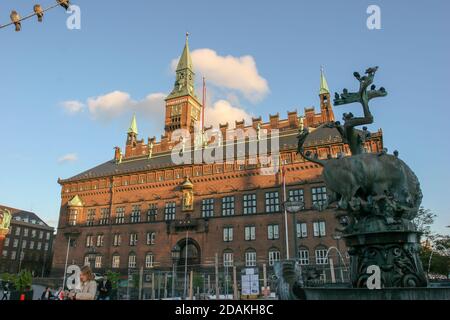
[128,114,138,135]
[176,33,193,72]
[320,67,330,95]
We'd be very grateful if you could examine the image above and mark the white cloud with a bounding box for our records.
[61,100,85,114]
[205,100,253,128]
[172,48,269,102]
[87,91,133,120]
[58,153,78,164]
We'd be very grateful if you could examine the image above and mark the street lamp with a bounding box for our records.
[171,244,181,298]
[284,200,305,261]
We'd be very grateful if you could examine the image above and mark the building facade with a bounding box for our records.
[0,205,55,277]
[51,37,383,283]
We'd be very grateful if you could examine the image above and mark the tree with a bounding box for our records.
[413,207,437,241]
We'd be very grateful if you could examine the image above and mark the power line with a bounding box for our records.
[0,1,71,31]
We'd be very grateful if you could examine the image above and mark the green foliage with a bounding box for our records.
[6,270,33,292]
[192,273,203,290]
[105,271,120,290]
[420,234,450,277]
[413,207,437,240]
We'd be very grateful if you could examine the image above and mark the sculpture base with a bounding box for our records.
[344,230,428,288]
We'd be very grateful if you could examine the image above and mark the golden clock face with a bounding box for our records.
[172,104,182,116]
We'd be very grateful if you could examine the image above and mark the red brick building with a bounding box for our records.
[51,37,383,285]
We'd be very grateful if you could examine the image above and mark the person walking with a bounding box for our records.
[41,287,54,300]
[67,266,98,300]
[1,282,9,300]
[97,274,112,300]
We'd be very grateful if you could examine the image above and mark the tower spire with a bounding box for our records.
[128,114,138,135]
[320,66,330,95]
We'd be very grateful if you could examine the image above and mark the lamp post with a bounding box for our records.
[284,200,305,260]
[171,244,181,298]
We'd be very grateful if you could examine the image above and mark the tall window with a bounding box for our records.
[112,255,120,269]
[267,224,280,240]
[96,234,104,247]
[129,233,138,246]
[265,192,280,213]
[115,207,125,224]
[244,226,256,241]
[146,232,156,245]
[68,209,78,226]
[86,209,96,226]
[315,248,328,265]
[147,204,157,222]
[85,235,94,248]
[164,202,176,221]
[298,248,310,265]
[312,187,327,207]
[31,229,36,238]
[128,253,137,269]
[243,194,257,215]
[113,234,121,247]
[245,250,257,267]
[131,205,141,223]
[288,189,305,208]
[313,221,326,237]
[223,251,234,267]
[222,196,235,216]
[201,198,215,218]
[268,249,281,266]
[24,228,29,237]
[39,231,44,239]
[95,256,103,268]
[99,208,110,225]
[296,222,308,238]
[223,227,233,242]
[145,253,154,268]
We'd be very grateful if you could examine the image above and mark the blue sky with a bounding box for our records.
[0,0,449,234]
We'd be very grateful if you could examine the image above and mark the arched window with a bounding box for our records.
[315,246,328,265]
[145,253,155,268]
[298,247,309,265]
[223,250,234,267]
[112,254,120,269]
[268,248,281,266]
[128,252,137,269]
[245,249,257,267]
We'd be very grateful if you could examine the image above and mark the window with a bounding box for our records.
[131,205,141,223]
[30,241,35,250]
[24,228,29,237]
[147,204,157,222]
[243,194,257,215]
[244,226,256,241]
[315,248,328,265]
[146,232,156,245]
[145,253,154,268]
[312,187,327,207]
[46,232,51,240]
[113,234,122,247]
[201,198,215,218]
[2,250,7,258]
[39,231,43,239]
[267,224,280,240]
[68,209,78,226]
[37,242,42,250]
[129,233,138,246]
[223,227,233,242]
[95,256,103,268]
[112,255,120,269]
[86,209,96,226]
[298,248,309,265]
[96,234,104,247]
[268,249,281,266]
[313,221,326,237]
[14,227,20,236]
[99,208,110,225]
[288,189,305,208]
[4,238,9,247]
[222,196,235,216]
[296,222,308,238]
[223,251,234,267]
[245,250,257,267]
[265,192,280,213]
[31,230,36,238]
[11,251,17,260]
[115,207,125,224]
[86,235,94,248]
[128,254,137,268]
[164,202,176,221]
[44,243,49,251]
[13,239,19,248]
[22,240,27,249]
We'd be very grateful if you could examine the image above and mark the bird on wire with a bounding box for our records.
[34,4,44,22]
[10,11,21,32]
[57,0,70,10]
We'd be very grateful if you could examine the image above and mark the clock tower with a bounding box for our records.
[165,33,203,139]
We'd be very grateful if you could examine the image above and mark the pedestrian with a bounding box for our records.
[55,287,65,300]
[41,287,54,300]
[67,266,98,300]
[97,274,112,300]
[1,282,9,300]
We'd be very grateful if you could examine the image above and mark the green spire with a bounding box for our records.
[167,33,197,100]
[320,66,330,95]
[128,114,138,135]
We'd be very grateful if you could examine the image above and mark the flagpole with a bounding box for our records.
[281,156,290,260]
